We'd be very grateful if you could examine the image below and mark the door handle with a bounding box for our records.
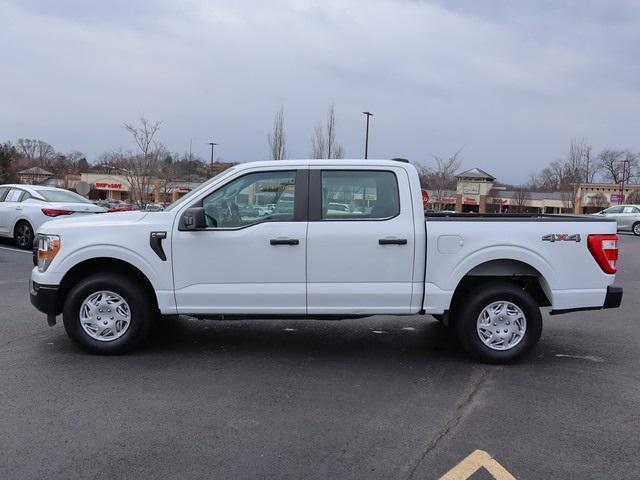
[270,238,299,246]
[15,206,23,211]
[379,238,407,245]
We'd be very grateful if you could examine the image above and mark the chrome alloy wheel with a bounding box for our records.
[476,301,527,351]
[634,223,640,236]
[79,291,131,342]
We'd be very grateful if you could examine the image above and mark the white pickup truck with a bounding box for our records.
[30,159,623,362]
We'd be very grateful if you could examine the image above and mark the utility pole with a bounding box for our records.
[187,138,192,190]
[208,142,218,178]
[362,111,373,159]
[619,159,630,205]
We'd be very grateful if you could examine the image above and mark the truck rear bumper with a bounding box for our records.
[550,286,623,315]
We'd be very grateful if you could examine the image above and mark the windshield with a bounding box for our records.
[164,168,237,212]
[38,189,91,203]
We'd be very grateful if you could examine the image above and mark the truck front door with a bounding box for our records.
[306,167,416,314]
[172,168,308,315]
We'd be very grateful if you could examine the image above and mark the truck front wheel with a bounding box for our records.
[451,282,542,363]
[62,272,154,354]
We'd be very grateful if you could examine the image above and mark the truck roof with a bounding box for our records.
[230,159,415,174]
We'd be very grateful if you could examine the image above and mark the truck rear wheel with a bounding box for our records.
[452,281,542,363]
[62,272,154,354]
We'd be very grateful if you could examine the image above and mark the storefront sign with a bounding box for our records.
[463,197,478,205]
[610,193,625,203]
[95,182,124,190]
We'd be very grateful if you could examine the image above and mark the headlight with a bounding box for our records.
[36,234,60,272]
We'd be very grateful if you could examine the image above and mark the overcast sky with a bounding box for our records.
[1,0,639,182]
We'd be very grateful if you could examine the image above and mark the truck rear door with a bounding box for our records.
[306,166,415,314]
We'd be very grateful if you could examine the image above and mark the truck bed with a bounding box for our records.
[425,212,611,222]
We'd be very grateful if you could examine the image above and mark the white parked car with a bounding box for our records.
[30,160,622,363]
[0,184,106,249]
[592,204,640,236]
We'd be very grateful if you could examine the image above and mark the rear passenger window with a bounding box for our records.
[4,189,24,202]
[321,170,399,220]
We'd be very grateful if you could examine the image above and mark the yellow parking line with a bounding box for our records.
[440,449,516,480]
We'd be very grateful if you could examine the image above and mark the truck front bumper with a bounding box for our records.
[30,280,62,325]
[550,285,623,315]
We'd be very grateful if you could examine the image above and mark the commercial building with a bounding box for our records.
[17,167,54,185]
[76,173,203,204]
[426,167,640,214]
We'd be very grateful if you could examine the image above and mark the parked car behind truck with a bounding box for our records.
[0,185,105,249]
[593,204,640,236]
[29,159,622,363]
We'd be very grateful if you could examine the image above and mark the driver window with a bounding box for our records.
[201,170,296,228]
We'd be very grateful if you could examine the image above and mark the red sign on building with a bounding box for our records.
[95,182,124,190]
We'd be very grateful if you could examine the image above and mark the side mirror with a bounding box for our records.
[182,207,208,230]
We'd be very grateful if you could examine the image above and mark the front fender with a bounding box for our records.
[51,244,165,291]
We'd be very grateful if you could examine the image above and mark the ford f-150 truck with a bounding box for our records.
[30,159,623,362]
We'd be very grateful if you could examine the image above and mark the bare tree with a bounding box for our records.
[122,117,163,208]
[155,153,177,205]
[16,138,56,169]
[311,104,344,159]
[417,149,462,211]
[528,140,594,210]
[583,144,599,183]
[627,190,640,204]
[597,149,625,184]
[587,192,609,209]
[311,125,326,159]
[268,107,287,160]
[511,187,530,213]
[622,150,639,184]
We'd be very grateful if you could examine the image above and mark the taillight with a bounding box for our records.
[587,234,619,274]
[41,208,73,217]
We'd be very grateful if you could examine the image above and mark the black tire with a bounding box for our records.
[62,272,154,354]
[633,222,640,237]
[14,220,34,250]
[451,281,542,364]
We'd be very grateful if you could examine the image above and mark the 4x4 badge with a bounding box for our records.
[542,234,581,242]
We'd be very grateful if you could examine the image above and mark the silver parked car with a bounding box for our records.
[593,204,640,236]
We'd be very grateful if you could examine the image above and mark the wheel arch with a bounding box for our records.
[13,217,34,235]
[450,258,552,312]
[57,258,159,314]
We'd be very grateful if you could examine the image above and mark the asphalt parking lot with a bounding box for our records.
[0,236,639,479]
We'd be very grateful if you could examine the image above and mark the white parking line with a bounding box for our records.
[0,246,31,254]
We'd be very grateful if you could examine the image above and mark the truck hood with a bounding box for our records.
[38,211,149,233]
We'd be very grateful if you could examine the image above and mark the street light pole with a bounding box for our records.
[362,112,373,159]
[208,142,218,178]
